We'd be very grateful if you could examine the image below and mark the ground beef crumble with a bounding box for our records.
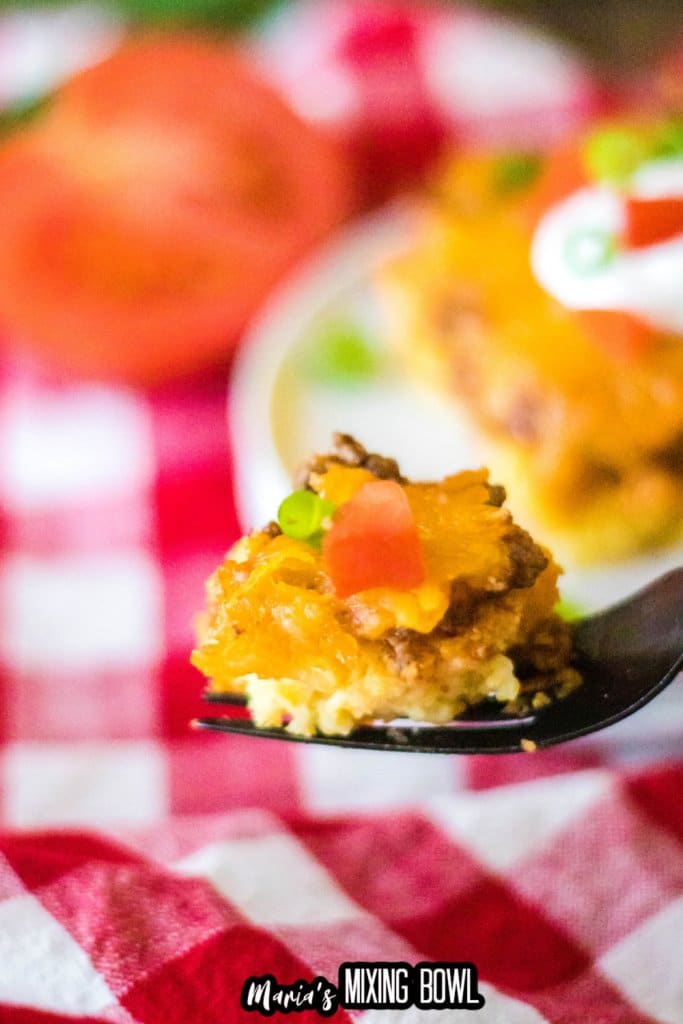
[506,525,549,589]
[296,432,406,488]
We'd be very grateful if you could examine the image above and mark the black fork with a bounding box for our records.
[193,568,683,753]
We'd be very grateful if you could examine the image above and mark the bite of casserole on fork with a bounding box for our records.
[191,434,580,736]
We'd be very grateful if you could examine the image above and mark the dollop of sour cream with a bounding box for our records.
[531,157,683,335]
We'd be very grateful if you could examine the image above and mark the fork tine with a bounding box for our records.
[192,714,543,754]
[202,691,528,718]
[203,691,247,707]
[196,568,683,752]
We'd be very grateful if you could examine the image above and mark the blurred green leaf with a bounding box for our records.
[0,0,284,30]
[302,318,382,389]
[0,93,51,137]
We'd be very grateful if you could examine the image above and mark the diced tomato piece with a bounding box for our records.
[0,38,354,382]
[577,309,654,360]
[524,140,587,227]
[322,480,425,598]
[623,196,683,248]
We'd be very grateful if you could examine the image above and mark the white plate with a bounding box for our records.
[230,208,683,753]
[231,207,483,519]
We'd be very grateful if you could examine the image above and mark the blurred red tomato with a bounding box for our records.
[256,0,611,203]
[0,36,354,382]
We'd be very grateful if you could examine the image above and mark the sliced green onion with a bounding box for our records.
[652,117,683,159]
[564,228,616,276]
[277,490,336,542]
[303,318,380,388]
[491,152,542,195]
[584,127,651,184]
[555,597,586,622]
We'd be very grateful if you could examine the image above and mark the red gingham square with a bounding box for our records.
[120,924,354,1024]
[167,734,301,817]
[626,763,683,844]
[38,860,242,996]
[5,668,157,743]
[512,791,683,956]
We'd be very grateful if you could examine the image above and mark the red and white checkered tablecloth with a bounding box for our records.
[0,2,680,1020]
[1,760,683,1022]
[0,348,681,1023]
[0,350,616,830]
